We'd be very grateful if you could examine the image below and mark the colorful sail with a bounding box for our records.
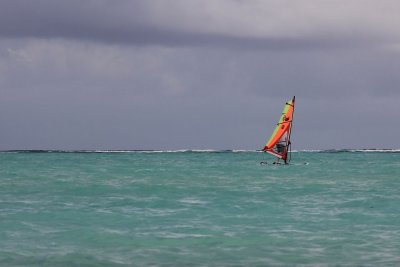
[262,96,295,163]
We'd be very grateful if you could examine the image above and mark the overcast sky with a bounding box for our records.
[1,0,399,150]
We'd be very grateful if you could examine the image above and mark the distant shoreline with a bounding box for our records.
[1,149,399,153]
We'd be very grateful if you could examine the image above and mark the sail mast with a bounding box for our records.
[283,96,295,164]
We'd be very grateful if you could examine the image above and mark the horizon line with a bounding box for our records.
[1,148,399,153]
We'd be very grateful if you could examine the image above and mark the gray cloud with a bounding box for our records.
[1,0,399,49]
[0,1,400,150]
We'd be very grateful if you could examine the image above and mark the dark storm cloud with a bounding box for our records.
[0,0,394,50]
[0,1,146,40]
[1,0,400,150]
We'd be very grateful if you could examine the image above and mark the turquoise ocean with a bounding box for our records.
[1,150,400,266]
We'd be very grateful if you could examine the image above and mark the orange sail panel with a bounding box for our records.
[262,97,295,160]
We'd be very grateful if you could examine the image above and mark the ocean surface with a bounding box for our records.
[1,150,400,266]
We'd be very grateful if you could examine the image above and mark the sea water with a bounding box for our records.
[0,150,399,266]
